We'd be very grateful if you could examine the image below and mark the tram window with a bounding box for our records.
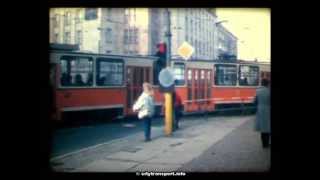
[60,56,93,87]
[214,64,237,86]
[187,69,192,81]
[173,63,185,85]
[96,58,124,86]
[201,70,205,79]
[207,70,211,80]
[261,72,265,79]
[239,65,259,86]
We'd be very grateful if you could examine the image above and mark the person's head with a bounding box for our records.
[261,79,269,87]
[75,74,83,83]
[143,82,154,96]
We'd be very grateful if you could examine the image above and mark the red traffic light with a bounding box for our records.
[157,43,166,54]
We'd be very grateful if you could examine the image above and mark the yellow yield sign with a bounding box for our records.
[177,41,194,60]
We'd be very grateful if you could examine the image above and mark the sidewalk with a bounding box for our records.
[179,118,270,172]
[51,115,254,172]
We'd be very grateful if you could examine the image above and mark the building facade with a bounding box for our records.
[50,8,237,60]
[217,24,238,60]
[50,8,126,54]
[123,8,150,55]
[171,8,218,60]
[148,8,219,60]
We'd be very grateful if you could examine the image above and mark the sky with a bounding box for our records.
[215,8,270,62]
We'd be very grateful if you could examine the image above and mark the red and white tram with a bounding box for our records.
[50,50,269,123]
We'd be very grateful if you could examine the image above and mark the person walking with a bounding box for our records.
[173,90,182,131]
[133,82,155,142]
[255,79,271,148]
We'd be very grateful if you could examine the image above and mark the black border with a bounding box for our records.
[41,0,279,179]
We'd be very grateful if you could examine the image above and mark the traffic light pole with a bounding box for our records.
[166,9,172,67]
[164,8,173,136]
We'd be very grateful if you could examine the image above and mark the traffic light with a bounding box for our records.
[154,43,167,85]
[156,43,167,68]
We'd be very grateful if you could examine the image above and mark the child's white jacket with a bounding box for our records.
[133,92,155,119]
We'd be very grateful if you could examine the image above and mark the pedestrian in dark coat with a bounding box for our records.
[255,79,271,148]
[173,90,182,131]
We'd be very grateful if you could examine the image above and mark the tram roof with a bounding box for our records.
[50,49,269,66]
[50,50,159,60]
[171,58,267,65]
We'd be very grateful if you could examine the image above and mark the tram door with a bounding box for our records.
[189,69,201,111]
[206,70,212,111]
[199,69,206,111]
[186,68,213,112]
[186,69,193,112]
[126,66,151,115]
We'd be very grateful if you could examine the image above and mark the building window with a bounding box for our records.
[64,12,71,26]
[124,29,129,44]
[64,32,70,44]
[125,8,129,16]
[239,65,259,86]
[52,14,58,28]
[105,28,112,43]
[195,40,198,53]
[107,8,112,19]
[124,28,138,44]
[96,58,124,86]
[214,64,237,86]
[54,33,59,43]
[173,63,185,85]
[134,28,138,44]
[75,10,81,24]
[201,42,204,56]
[76,31,82,45]
[129,29,134,44]
[124,8,129,24]
[85,8,98,20]
[60,56,93,87]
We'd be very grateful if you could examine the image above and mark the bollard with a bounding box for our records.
[164,92,173,136]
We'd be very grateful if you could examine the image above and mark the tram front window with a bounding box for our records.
[239,65,259,86]
[60,56,93,87]
[214,64,237,86]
